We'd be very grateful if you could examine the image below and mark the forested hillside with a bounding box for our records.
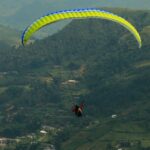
[0,8,149,150]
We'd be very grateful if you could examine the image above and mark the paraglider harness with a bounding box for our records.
[72,102,84,117]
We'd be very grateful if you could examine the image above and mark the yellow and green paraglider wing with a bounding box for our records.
[22,8,142,48]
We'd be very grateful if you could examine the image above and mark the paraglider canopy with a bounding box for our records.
[21,8,142,48]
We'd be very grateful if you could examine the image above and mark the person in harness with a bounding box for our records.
[72,102,84,117]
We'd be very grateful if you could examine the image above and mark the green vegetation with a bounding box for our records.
[0,8,149,150]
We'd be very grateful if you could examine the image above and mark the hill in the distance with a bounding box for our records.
[0,24,21,46]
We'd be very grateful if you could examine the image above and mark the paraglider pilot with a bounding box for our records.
[72,102,84,117]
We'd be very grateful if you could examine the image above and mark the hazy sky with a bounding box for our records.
[1,0,149,18]
[0,0,149,36]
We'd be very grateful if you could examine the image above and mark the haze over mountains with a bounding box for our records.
[0,0,149,44]
[0,0,150,29]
